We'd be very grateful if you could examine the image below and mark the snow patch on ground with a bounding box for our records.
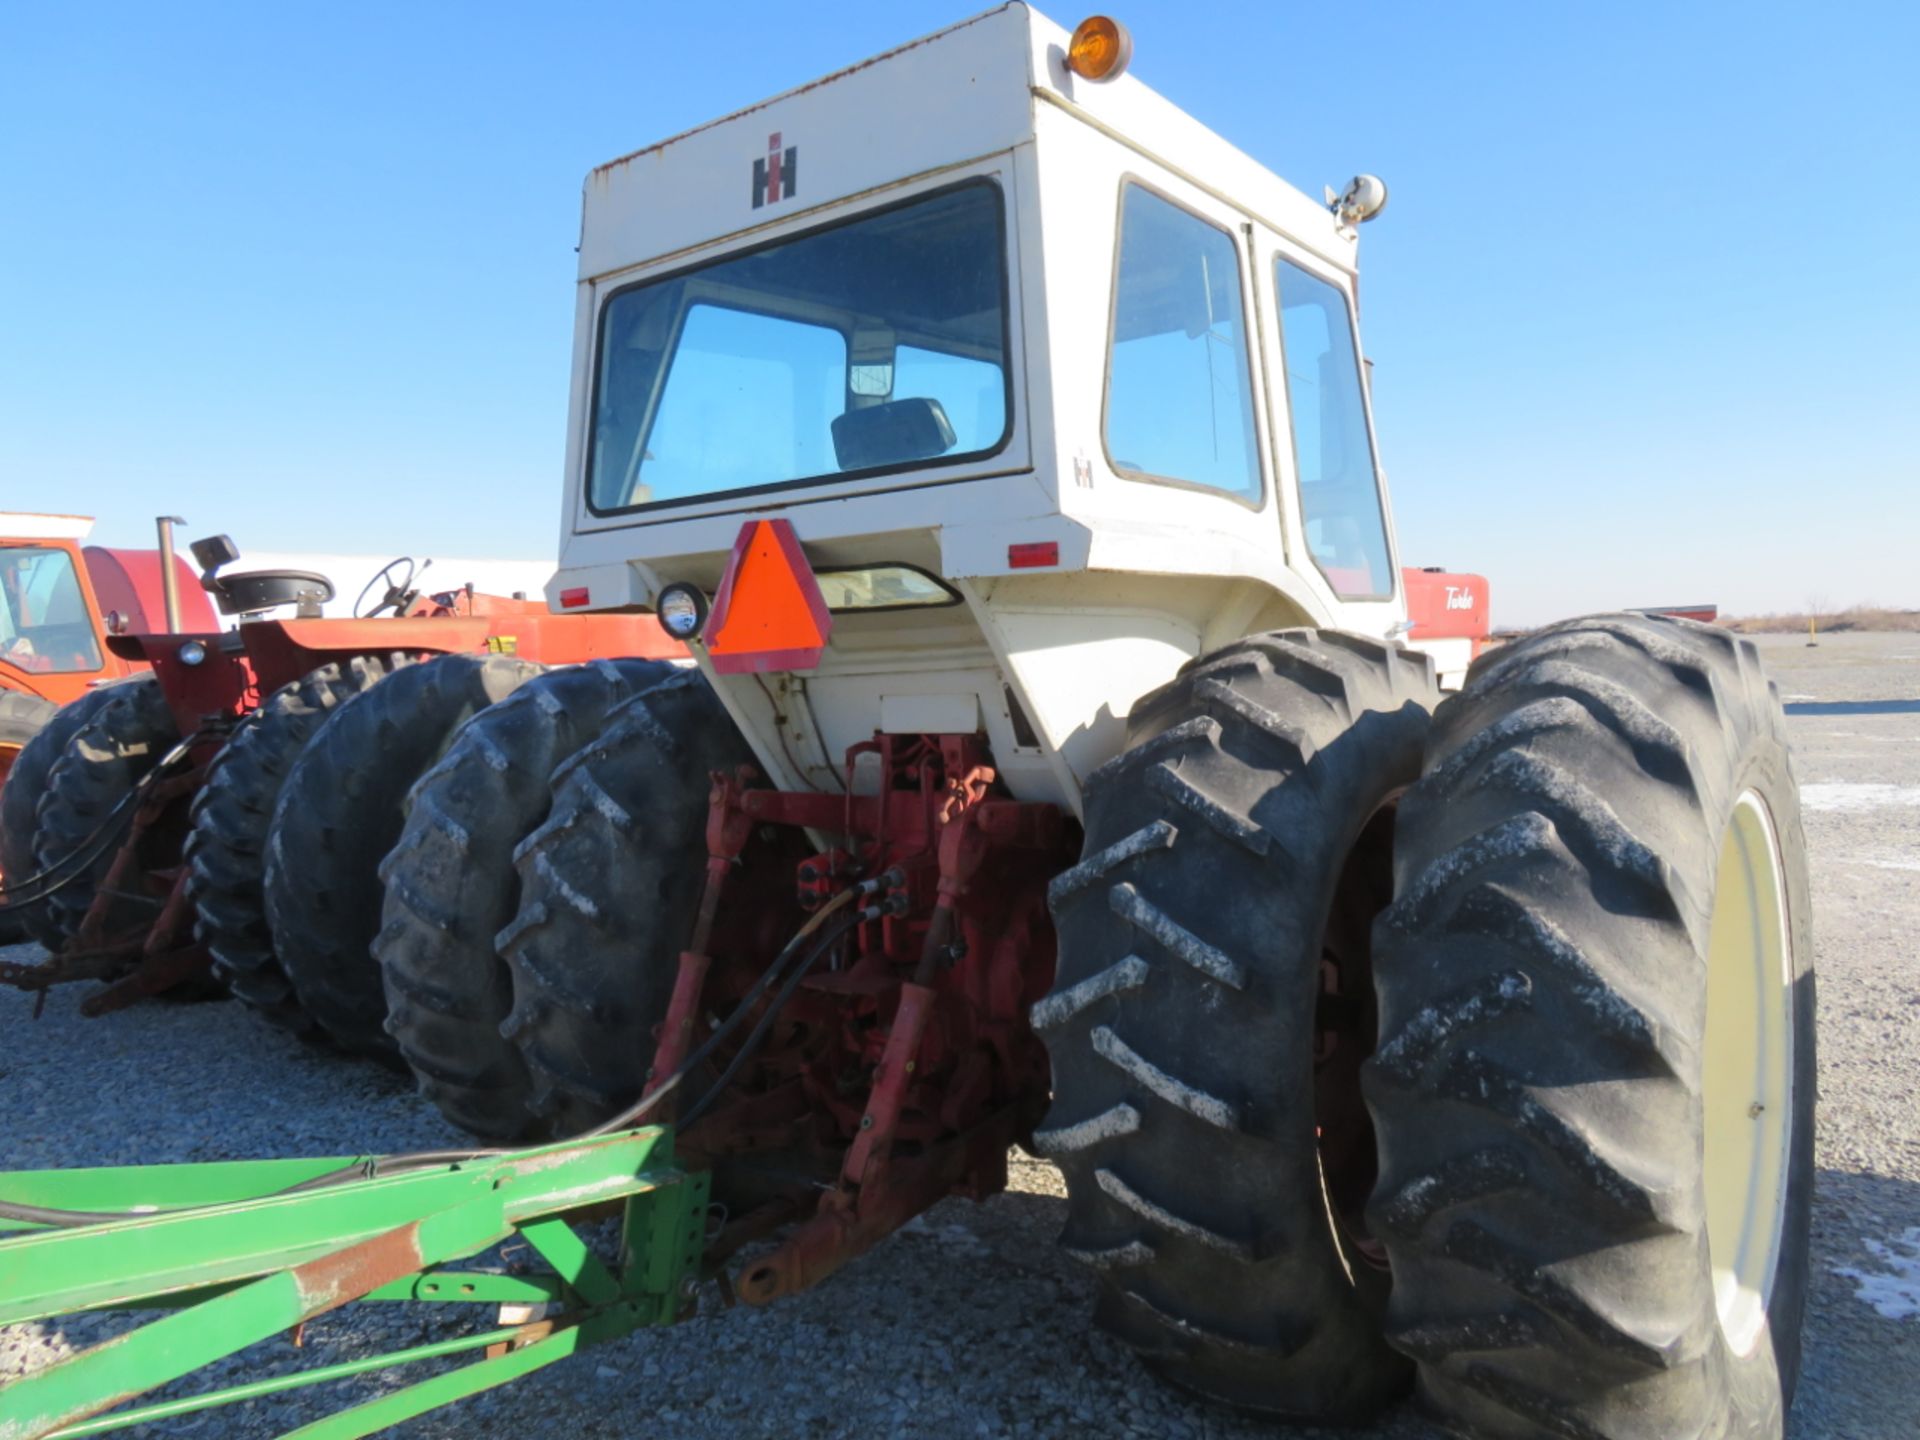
[1836,1229,1920,1320]
[1800,783,1920,813]
[1864,853,1920,873]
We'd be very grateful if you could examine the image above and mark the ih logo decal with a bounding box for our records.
[752,132,797,209]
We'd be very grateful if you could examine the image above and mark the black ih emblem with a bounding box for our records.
[752,132,797,209]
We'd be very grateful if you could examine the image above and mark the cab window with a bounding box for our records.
[0,547,103,674]
[1275,259,1392,599]
[641,306,848,502]
[588,180,1011,512]
[1104,184,1262,501]
[893,345,1005,454]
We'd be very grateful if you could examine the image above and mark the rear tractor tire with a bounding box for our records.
[32,677,180,949]
[263,654,546,1060]
[1364,613,1814,1440]
[498,668,800,1139]
[373,658,676,1140]
[1037,630,1438,1421]
[0,690,62,944]
[186,654,413,1037]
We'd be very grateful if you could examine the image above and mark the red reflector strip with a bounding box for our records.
[1008,542,1059,569]
[558,587,590,609]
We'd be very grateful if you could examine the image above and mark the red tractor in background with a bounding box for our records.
[0,512,217,708]
[0,513,218,941]
[1400,566,1491,683]
[0,523,684,1023]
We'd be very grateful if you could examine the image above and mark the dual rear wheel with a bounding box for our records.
[189,653,416,1035]
[372,657,678,1137]
[1037,615,1813,1439]
[1,617,1813,1440]
[189,652,554,1055]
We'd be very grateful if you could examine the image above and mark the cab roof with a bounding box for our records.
[579,4,1354,283]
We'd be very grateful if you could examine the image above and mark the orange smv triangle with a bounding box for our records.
[705,519,833,675]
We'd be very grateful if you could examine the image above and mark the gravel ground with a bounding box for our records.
[3,629,1916,1438]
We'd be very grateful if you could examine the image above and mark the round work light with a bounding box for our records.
[656,583,710,641]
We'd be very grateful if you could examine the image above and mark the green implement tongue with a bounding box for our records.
[0,1127,705,1440]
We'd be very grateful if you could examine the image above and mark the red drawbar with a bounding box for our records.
[558,587,590,609]
[1007,542,1059,569]
[705,519,833,674]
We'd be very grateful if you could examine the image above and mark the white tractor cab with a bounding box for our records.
[538,11,1812,1436]
[551,3,1411,813]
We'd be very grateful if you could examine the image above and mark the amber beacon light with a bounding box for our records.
[1067,15,1132,81]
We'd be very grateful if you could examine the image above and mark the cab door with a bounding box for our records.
[1254,232,1404,622]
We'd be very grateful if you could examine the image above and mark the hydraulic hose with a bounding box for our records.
[586,881,875,1136]
[0,729,214,912]
[677,907,873,1130]
[277,891,878,1198]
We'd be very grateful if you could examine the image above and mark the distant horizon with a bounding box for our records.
[3,2,1914,629]
[66,509,1920,635]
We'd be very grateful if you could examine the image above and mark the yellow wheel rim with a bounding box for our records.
[1702,789,1794,1356]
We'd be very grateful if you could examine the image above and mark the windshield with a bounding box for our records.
[588,180,1010,514]
[0,546,103,675]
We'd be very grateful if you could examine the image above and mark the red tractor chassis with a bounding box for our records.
[3,602,680,1011]
[662,731,1078,1301]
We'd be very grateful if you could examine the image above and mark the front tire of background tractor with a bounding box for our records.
[499,669,772,1138]
[186,654,413,1037]
[0,690,63,944]
[1365,613,1814,1440]
[1037,630,1438,1422]
[263,654,547,1060]
[374,657,675,1140]
[33,676,180,949]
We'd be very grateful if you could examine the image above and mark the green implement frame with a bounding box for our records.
[0,1127,707,1439]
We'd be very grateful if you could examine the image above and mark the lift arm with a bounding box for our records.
[0,1127,706,1439]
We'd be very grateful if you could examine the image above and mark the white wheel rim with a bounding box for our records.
[1702,790,1794,1357]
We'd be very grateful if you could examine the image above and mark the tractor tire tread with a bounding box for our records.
[0,690,65,944]
[32,677,178,946]
[186,654,412,1035]
[1041,629,1437,1422]
[498,670,751,1137]
[1365,612,1814,1440]
[373,657,674,1139]
[265,653,546,1060]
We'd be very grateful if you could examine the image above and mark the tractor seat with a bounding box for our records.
[205,569,336,616]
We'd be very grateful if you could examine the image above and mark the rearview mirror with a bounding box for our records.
[830,397,956,471]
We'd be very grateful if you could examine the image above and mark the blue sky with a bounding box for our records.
[2,2,1914,625]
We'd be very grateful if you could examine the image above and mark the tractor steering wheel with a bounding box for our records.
[354,557,426,618]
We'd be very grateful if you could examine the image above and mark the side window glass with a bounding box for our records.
[0,547,103,675]
[1105,185,1261,500]
[1275,259,1392,599]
